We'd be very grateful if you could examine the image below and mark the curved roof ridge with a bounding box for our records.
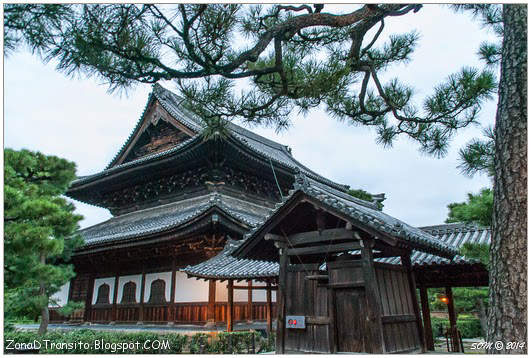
[419,222,490,233]
[72,82,349,192]
[77,192,270,247]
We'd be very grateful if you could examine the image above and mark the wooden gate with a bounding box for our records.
[283,264,332,353]
[328,260,423,353]
[328,260,374,353]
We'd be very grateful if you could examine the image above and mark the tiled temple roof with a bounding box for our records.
[183,222,490,280]
[236,173,458,259]
[77,193,271,247]
[182,239,279,280]
[72,84,347,191]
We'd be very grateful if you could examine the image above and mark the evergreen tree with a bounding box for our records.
[347,188,384,210]
[3,4,496,156]
[446,188,493,227]
[4,148,84,335]
[486,5,527,352]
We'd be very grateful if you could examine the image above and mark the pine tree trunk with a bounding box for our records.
[478,298,487,339]
[38,253,49,336]
[487,4,527,354]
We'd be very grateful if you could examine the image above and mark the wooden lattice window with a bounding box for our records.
[95,283,110,305]
[121,281,137,304]
[148,279,166,304]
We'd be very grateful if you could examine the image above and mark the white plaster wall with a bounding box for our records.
[214,280,276,302]
[117,274,142,303]
[234,281,249,302]
[50,282,70,307]
[92,277,115,305]
[252,280,267,302]
[215,281,228,302]
[144,272,171,303]
[174,272,209,302]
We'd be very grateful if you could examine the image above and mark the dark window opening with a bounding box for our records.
[95,283,110,305]
[148,279,166,304]
[121,281,137,304]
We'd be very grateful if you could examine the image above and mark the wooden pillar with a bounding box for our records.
[247,280,253,322]
[111,274,120,322]
[446,286,460,352]
[266,282,273,335]
[402,254,426,353]
[83,275,94,322]
[419,284,435,351]
[360,239,385,353]
[276,244,288,354]
[327,283,338,353]
[227,280,234,332]
[138,268,146,323]
[206,279,217,327]
[169,259,176,324]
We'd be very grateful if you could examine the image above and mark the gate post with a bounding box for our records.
[266,281,273,335]
[403,254,426,352]
[275,244,288,354]
[419,284,435,350]
[360,239,385,353]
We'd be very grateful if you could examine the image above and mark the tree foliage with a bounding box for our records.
[347,188,384,210]
[4,4,496,157]
[4,148,84,334]
[446,188,493,227]
[451,4,502,177]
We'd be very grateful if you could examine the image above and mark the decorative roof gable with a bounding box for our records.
[108,86,197,168]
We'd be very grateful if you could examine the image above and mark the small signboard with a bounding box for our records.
[286,315,306,329]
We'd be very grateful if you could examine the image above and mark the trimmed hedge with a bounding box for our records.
[4,329,187,354]
[431,316,483,339]
[4,329,275,354]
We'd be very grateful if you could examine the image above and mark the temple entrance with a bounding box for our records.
[334,287,366,352]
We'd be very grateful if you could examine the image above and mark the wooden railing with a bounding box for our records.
[53,302,277,324]
[49,307,84,322]
[116,304,140,322]
[90,305,112,322]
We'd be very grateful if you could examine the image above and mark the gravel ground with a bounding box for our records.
[15,322,273,335]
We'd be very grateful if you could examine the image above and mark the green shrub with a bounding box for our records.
[4,329,187,354]
[3,328,279,354]
[431,316,483,339]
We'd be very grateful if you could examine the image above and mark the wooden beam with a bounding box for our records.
[206,280,216,326]
[327,283,338,353]
[111,274,119,322]
[286,241,361,256]
[83,275,94,322]
[360,239,385,353]
[287,228,356,246]
[232,285,278,290]
[402,254,426,353]
[264,233,285,242]
[247,281,253,323]
[381,314,417,324]
[276,245,288,354]
[419,285,435,351]
[446,286,460,352]
[138,268,146,322]
[266,282,273,335]
[227,279,234,332]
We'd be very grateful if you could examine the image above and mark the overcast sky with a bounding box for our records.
[4,4,496,229]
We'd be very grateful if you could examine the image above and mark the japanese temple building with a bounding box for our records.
[52,83,489,352]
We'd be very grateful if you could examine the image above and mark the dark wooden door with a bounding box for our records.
[284,264,331,353]
[334,287,366,353]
